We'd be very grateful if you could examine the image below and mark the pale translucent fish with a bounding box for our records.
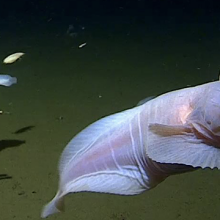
[3,52,25,64]
[0,75,17,86]
[41,79,220,218]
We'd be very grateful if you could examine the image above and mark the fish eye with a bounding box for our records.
[207,120,211,125]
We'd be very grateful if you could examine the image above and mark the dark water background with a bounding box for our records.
[0,0,220,219]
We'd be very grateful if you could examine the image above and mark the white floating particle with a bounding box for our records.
[78,43,87,48]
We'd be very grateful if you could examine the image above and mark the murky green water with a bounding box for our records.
[0,12,220,220]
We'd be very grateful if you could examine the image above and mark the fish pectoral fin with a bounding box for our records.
[149,123,192,136]
[146,123,220,169]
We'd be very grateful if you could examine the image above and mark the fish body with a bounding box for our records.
[41,80,220,218]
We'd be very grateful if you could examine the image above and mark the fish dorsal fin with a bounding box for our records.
[136,96,155,106]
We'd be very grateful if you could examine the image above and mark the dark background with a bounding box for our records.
[0,0,220,21]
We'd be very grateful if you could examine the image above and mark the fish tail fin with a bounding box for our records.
[41,191,64,218]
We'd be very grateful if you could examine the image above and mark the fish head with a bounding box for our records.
[147,80,220,169]
[188,81,220,146]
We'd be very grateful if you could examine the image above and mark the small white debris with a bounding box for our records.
[78,43,87,48]
[3,52,25,64]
